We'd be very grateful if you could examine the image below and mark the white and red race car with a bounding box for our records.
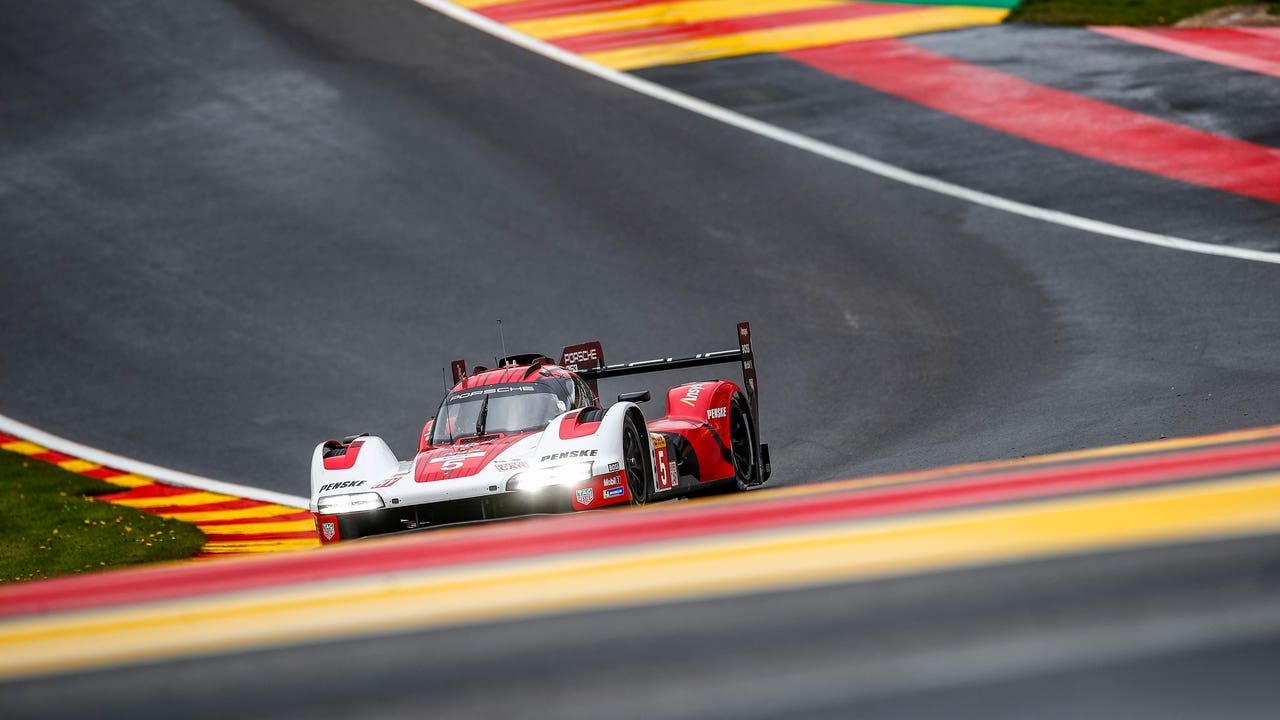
[310,323,770,542]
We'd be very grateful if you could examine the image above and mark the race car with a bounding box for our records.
[310,322,770,543]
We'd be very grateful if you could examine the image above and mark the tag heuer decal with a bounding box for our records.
[321,522,337,541]
[575,488,594,505]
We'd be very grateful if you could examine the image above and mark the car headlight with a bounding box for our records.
[316,492,385,514]
[507,461,593,491]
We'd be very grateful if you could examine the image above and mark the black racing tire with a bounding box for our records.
[730,395,759,490]
[622,412,652,505]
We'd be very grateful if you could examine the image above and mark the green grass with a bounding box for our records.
[1007,0,1279,25]
[0,449,206,583]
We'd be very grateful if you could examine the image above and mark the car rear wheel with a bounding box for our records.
[730,396,758,490]
[623,414,650,505]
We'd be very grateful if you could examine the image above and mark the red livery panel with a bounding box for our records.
[322,441,364,470]
[570,470,633,510]
[652,435,674,492]
[415,435,526,482]
[315,514,341,544]
[559,408,604,440]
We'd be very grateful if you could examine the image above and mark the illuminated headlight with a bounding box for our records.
[507,462,593,491]
[316,492,385,514]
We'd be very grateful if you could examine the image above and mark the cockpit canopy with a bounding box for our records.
[429,375,593,445]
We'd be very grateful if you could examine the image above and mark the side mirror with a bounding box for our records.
[617,391,651,403]
[418,418,435,453]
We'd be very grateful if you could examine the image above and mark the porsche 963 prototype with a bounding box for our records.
[310,322,770,542]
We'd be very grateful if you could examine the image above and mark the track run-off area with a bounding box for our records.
[2,0,1280,716]
[0,427,316,557]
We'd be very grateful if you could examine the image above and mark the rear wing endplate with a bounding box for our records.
[450,359,467,386]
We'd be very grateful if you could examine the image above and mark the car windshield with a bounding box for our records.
[430,384,566,444]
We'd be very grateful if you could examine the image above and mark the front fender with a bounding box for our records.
[309,435,401,510]
[538,402,641,468]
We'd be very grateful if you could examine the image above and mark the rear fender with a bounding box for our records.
[665,381,739,434]
[663,380,741,481]
[309,435,400,509]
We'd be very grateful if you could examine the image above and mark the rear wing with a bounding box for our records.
[560,322,760,427]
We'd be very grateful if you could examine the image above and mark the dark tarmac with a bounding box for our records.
[2,0,1277,492]
[1,2,1278,717]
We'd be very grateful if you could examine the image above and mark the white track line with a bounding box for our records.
[0,413,308,508]
[415,0,1280,266]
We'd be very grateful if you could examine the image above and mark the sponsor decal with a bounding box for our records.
[707,407,727,420]
[428,452,486,463]
[370,474,404,489]
[604,486,625,499]
[541,449,598,462]
[740,327,749,337]
[429,450,486,473]
[562,348,598,366]
[494,459,528,473]
[607,462,620,472]
[321,522,337,541]
[319,480,365,493]
[679,383,706,407]
[449,385,536,402]
[653,435,674,492]
[742,342,751,353]
[561,342,604,372]
[603,475,622,487]
[575,488,594,505]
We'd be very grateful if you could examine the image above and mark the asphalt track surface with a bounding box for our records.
[640,34,1280,250]
[2,1,1280,717]
[5,0,1280,493]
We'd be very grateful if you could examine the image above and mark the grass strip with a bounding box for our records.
[0,449,206,583]
[1008,0,1279,25]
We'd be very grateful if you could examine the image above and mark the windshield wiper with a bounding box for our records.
[475,394,489,438]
